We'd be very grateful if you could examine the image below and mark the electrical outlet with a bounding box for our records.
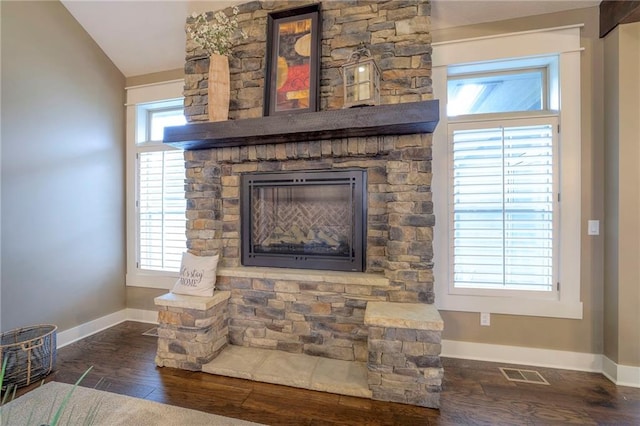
[588,220,600,236]
[480,312,491,326]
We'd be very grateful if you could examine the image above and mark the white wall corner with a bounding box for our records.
[602,356,640,388]
[126,308,159,324]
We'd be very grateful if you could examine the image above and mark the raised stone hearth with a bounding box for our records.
[365,301,443,407]
[155,281,443,407]
[155,291,230,371]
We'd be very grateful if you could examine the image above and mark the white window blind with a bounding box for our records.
[138,150,186,272]
[451,124,555,291]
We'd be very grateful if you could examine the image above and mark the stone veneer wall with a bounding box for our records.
[156,292,230,371]
[184,0,432,121]
[365,301,443,407]
[216,270,389,361]
[174,0,441,407]
[185,133,434,303]
[181,0,436,354]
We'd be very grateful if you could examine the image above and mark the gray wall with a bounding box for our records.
[603,22,640,367]
[603,25,621,365]
[1,1,126,332]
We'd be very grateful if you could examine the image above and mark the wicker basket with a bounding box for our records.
[0,324,57,390]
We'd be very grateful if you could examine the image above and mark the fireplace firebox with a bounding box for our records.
[241,169,367,272]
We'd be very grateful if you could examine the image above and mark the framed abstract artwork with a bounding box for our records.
[264,4,321,116]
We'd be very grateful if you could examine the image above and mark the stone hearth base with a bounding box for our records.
[155,291,230,371]
[365,302,444,407]
[154,287,443,408]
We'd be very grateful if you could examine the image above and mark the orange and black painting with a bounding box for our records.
[275,18,312,112]
[264,5,320,116]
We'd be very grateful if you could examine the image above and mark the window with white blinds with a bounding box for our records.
[138,150,186,272]
[135,101,187,273]
[432,25,583,318]
[451,123,556,292]
[126,80,188,288]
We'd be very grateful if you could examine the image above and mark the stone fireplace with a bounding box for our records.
[156,0,444,409]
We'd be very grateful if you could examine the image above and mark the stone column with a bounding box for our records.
[364,301,444,408]
[154,291,230,371]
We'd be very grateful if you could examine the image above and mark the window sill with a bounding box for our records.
[435,293,583,319]
[126,273,177,290]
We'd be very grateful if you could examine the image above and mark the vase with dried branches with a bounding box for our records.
[187,7,246,121]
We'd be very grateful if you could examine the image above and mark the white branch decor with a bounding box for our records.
[187,7,246,56]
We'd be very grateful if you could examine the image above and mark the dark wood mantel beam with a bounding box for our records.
[164,100,439,151]
[600,0,640,38]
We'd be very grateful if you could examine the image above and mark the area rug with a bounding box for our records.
[1,381,262,425]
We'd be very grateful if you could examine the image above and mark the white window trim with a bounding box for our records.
[126,79,185,289]
[432,25,584,319]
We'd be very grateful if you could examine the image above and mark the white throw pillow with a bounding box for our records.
[171,252,219,297]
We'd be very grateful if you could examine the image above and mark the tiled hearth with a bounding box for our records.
[203,346,372,398]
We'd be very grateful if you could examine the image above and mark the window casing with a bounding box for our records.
[432,26,583,318]
[126,80,187,289]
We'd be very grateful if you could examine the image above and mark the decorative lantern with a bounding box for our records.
[341,43,380,108]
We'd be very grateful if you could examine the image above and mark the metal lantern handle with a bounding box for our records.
[347,42,372,63]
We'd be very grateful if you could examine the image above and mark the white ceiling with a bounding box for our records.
[60,0,600,78]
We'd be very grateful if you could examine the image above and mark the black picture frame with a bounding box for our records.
[264,4,321,117]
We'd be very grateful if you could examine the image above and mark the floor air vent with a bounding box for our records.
[499,367,549,385]
[142,327,159,337]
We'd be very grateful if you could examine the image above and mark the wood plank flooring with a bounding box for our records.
[11,321,640,425]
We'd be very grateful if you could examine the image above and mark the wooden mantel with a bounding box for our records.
[600,0,640,37]
[163,100,439,151]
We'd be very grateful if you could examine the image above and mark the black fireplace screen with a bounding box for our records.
[241,169,367,272]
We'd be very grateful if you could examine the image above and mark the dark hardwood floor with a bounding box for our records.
[13,321,640,425]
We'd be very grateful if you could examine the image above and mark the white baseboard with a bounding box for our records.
[602,356,640,388]
[442,340,640,388]
[56,309,158,349]
[442,339,603,372]
[57,310,128,348]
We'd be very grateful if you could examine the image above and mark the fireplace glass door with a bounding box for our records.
[241,169,366,271]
